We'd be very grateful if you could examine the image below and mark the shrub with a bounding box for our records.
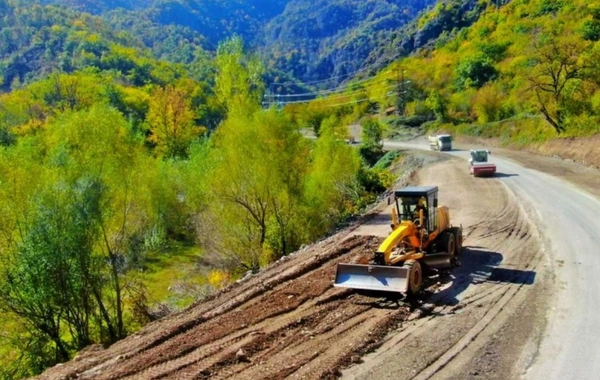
[373,150,401,170]
[455,52,499,89]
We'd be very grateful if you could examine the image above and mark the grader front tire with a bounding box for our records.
[405,259,423,295]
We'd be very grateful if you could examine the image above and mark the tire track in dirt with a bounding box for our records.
[412,168,543,379]
[73,237,383,380]
[343,158,546,380]
[39,236,386,380]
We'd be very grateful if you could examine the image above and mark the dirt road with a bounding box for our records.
[37,153,547,380]
[386,139,600,380]
[345,155,546,380]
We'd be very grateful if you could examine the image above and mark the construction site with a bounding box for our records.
[35,147,554,380]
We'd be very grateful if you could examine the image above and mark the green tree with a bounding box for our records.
[529,33,591,133]
[43,105,159,342]
[359,118,384,165]
[424,90,447,122]
[0,178,107,364]
[582,19,600,41]
[361,118,383,147]
[304,119,361,235]
[455,52,499,89]
[214,36,264,119]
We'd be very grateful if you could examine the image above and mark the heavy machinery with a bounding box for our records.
[334,186,462,295]
[469,149,496,177]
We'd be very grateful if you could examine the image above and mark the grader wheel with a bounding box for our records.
[448,227,463,266]
[405,259,423,295]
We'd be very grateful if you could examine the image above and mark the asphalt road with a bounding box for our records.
[385,139,600,380]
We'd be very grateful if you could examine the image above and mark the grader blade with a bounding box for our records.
[334,263,409,293]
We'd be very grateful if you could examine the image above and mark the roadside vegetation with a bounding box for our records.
[0,35,397,378]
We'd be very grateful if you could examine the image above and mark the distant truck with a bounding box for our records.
[429,134,453,151]
[469,149,496,177]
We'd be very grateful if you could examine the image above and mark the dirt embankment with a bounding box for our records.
[37,157,548,380]
[38,235,410,380]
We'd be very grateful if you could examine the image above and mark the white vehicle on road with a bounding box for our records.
[428,134,452,151]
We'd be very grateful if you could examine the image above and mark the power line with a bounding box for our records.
[265,84,397,107]
[265,84,396,107]
[313,83,396,102]
[265,76,393,98]
[325,92,395,108]
[269,66,373,88]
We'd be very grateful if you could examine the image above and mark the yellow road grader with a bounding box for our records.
[334,186,462,295]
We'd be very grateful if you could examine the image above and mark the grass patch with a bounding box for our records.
[140,243,207,309]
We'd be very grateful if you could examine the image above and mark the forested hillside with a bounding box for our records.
[38,0,150,13]
[7,0,508,92]
[25,0,449,88]
[301,0,600,146]
[263,0,437,86]
[39,0,292,46]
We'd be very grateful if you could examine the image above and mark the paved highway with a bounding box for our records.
[385,139,600,379]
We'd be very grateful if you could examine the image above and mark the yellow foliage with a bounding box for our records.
[147,85,204,158]
[472,84,506,123]
[207,270,230,289]
[16,118,45,136]
[85,33,101,44]
[72,19,85,29]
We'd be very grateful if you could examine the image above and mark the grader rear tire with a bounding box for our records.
[405,260,423,295]
[444,232,456,257]
[448,227,463,266]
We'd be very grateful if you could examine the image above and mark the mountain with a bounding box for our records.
[262,0,437,87]
[37,0,150,13]
[28,0,439,87]
[40,0,292,47]
[2,0,504,93]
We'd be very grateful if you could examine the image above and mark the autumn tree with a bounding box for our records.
[147,85,204,158]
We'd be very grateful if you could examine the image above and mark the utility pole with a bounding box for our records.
[396,67,407,116]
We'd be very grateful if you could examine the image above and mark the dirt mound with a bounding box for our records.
[38,235,415,380]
